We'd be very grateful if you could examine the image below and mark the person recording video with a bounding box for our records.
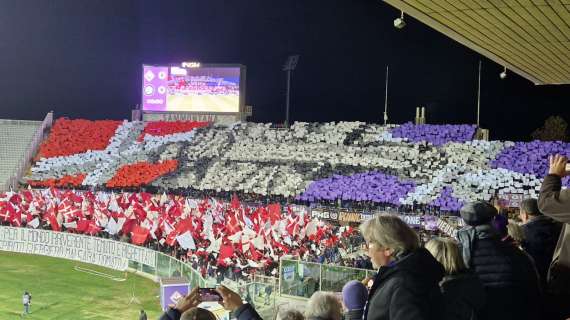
[159,286,261,320]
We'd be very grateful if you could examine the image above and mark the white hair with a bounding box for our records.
[305,292,342,320]
[359,214,419,255]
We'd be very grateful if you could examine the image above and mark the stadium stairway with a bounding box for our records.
[0,119,43,191]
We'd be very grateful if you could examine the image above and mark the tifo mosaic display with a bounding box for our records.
[27,119,563,212]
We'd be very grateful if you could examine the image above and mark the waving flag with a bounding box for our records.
[131,225,149,245]
[176,231,196,250]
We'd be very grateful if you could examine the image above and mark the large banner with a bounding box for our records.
[310,207,420,226]
[310,208,373,223]
[142,111,242,124]
[309,207,462,235]
[0,227,157,271]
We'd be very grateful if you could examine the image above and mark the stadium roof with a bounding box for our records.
[383,0,570,85]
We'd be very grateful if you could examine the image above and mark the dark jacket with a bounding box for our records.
[439,273,486,320]
[363,248,444,320]
[233,303,263,320]
[465,228,541,320]
[522,215,562,289]
[159,308,181,320]
[538,174,570,319]
[538,174,570,294]
[159,304,261,320]
[344,309,364,320]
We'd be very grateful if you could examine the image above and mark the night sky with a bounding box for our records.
[0,0,569,141]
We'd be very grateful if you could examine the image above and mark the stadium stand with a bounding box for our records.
[0,119,44,191]
[24,119,570,212]
[4,117,570,320]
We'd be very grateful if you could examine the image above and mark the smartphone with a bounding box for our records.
[199,288,222,302]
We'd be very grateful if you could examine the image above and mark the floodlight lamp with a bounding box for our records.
[394,11,406,29]
[499,66,507,79]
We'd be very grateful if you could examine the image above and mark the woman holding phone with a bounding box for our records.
[159,286,262,320]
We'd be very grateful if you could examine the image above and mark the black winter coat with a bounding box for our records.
[344,309,364,320]
[363,248,444,320]
[439,273,486,320]
[522,215,562,289]
[469,235,541,320]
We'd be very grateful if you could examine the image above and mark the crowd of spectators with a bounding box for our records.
[27,119,569,214]
[9,118,570,319]
[159,154,570,320]
[0,187,373,283]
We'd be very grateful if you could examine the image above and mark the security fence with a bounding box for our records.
[279,258,376,299]
[129,252,209,289]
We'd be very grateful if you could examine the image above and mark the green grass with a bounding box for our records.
[0,252,162,320]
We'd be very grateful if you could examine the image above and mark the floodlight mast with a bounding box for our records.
[283,55,299,128]
[476,60,481,128]
[384,65,389,125]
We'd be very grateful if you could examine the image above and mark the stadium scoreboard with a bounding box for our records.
[140,62,247,123]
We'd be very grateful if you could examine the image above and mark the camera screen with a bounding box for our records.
[199,288,222,302]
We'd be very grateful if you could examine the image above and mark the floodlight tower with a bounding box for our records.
[476,60,482,128]
[283,55,300,128]
[384,65,389,125]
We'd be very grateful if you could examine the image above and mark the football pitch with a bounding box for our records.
[0,252,162,320]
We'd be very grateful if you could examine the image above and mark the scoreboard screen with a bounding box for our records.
[142,63,243,113]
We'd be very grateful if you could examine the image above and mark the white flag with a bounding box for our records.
[63,221,77,229]
[163,221,174,236]
[243,227,256,238]
[247,260,260,268]
[176,231,196,250]
[150,220,159,239]
[108,196,120,212]
[252,236,265,250]
[228,231,242,244]
[160,192,168,206]
[305,220,317,236]
[243,215,253,228]
[105,218,120,235]
[28,218,40,229]
[207,237,222,253]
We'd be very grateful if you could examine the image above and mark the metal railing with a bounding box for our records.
[3,112,53,191]
[128,252,211,289]
[129,253,279,318]
[278,258,376,299]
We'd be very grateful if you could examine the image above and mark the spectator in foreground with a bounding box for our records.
[457,201,541,320]
[425,237,486,320]
[159,287,201,320]
[160,286,262,320]
[215,285,263,320]
[180,307,216,320]
[341,280,368,320]
[492,212,518,247]
[519,198,562,289]
[304,291,343,320]
[276,308,305,320]
[506,219,525,248]
[359,215,444,320]
[538,154,570,319]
